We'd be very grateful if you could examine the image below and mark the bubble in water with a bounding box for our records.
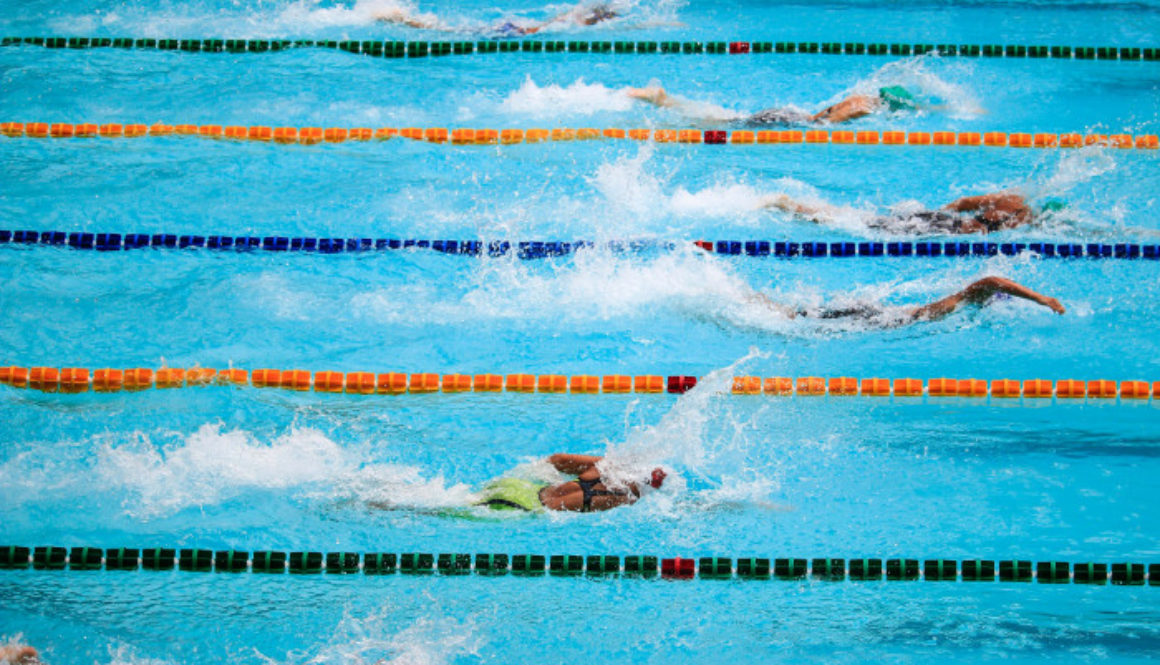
[104,643,177,665]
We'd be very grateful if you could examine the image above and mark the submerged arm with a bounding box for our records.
[758,193,840,222]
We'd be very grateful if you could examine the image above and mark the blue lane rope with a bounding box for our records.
[1,231,1157,260]
[1,546,1154,584]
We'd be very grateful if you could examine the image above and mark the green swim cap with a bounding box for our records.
[1038,198,1067,213]
[878,86,917,111]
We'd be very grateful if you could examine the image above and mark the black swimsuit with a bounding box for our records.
[797,304,884,320]
[575,478,627,512]
[867,210,1001,235]
[741,108,812,127]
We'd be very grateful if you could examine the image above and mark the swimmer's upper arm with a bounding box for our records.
[945,195,988,211]
[548,453,602,475]
[948,193,1024,212]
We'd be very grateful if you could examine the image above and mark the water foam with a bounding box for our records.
[273,0,684,36]
[349,236,1041,338]
[501,77,636,118]
[277,0,445,31]
[0,424,475,517]
[257,608,482,665]
[586,145,806,227]
[581,348,793,513]
[103,644,178,665]
[352,245,783,329]
[830,56,987,119]
[586,139,1131,239]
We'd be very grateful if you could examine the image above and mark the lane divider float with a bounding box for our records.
[0,546,1153,584]
[1,366,1156,402]
[3,231,1158,261]
[2,122,1157,151]
[2,37,1158,62]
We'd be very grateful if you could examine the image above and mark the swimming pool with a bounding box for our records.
[2,0,1159,662]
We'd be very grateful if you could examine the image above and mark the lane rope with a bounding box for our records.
[0,546,1153,584]
[2,122,1157,150]
[2,231,1158,260]
[2,37,1158,62]
[1,366,1155,402]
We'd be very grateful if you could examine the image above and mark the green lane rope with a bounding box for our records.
[0,37,1156,61]
[1,546,1154,584]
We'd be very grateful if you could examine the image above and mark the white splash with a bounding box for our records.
[274,0,446,32]
[79,424,474,517]
[501,77,636,117]
[257,607,483,665]
[104,644,178,665]
[824,56,986,119]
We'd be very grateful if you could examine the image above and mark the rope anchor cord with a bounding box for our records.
[0,547,1154,584]
[0,367,1155,402]
[1,37,1157,62]
[2,122,1157,150]
[2,232,1158,261]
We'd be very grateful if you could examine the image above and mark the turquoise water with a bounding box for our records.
[2,0,1160,663]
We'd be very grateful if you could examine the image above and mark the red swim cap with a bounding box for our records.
[649,468,667,488]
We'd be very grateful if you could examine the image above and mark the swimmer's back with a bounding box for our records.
[742,107,811,127]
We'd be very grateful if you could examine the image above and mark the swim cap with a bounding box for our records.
[649,468,666,489]
[878,86,917,111]
[593,6,617,20]
[1038,198,1067,213]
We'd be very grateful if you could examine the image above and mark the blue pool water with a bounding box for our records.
[2,0,1160,663]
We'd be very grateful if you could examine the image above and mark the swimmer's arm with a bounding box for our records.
[743,289,799,318]
[944,193,1026,212]
[757,194,837,222]
[0,645,40,664]
[547,453,603,475]
[809,95,879,124]
[626,86,681,109]
[945,193,1033,229]
[373,10,440,29]
[910,276,1065,321]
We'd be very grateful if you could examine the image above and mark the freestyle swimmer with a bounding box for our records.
[748,276,1065,326]
[762,191,1066,235]
[627,85,921,125]
[476,454,666,513]
[0,645,39,665]
[375,3,619,37]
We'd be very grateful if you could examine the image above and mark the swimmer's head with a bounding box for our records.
[1037,198,1067,215]
[584,5,618,24]
[878,86,917,112]
[648,468,667,489]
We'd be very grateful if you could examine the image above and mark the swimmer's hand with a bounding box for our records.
[757,193,792,210]
[1041,296,1066,315]
[626,86,671,106]
[374,8,408,22]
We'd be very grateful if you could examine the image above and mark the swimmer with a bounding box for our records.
[0,645,39,665]
[476,454,666,513]
[748,276,1065,326]
[762,191,1067,235]
[375,4,619,37]
[627,85,921,125]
